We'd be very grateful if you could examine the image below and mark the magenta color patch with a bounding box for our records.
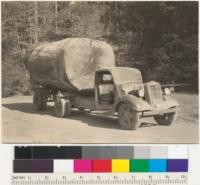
[74,160,92,172]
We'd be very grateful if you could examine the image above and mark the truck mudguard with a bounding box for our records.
[114,94,153,112]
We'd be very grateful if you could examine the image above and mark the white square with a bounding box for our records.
[168,146,188,159]
[54,160,73,172]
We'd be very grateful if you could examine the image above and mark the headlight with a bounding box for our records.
[164,88,171,95]
[138,89,144,98]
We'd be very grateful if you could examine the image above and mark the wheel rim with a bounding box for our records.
[163,114,170,120]
[158,113,171,121]
[119,103,135,127]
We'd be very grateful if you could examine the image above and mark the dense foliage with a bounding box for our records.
[2,1,198,97]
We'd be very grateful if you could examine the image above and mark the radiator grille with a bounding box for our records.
[147,83,163,105]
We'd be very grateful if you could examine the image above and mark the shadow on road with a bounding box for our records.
[2,102,158,130]
[2,103,56,116]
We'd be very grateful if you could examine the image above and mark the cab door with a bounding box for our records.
[95,71,115,110]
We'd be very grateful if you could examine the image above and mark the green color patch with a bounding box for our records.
[130,159,149,172]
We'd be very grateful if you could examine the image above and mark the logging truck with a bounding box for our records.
[28,38,179,130]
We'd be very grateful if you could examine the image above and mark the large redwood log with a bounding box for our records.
[28,38,115,92]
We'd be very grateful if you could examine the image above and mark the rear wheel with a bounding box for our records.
[154,112,177,125]
[42,93,47,110]
[54,96,71,117]
[33,90,47,110]
[118,102,141,130]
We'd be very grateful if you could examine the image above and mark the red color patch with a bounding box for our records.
[92,160,112,172]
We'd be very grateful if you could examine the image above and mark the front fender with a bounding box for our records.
[161,95,179,109]
[114,95,153,112]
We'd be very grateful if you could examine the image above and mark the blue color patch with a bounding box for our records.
[150,159,167,172]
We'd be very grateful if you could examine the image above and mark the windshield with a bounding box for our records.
[111,67,143,84]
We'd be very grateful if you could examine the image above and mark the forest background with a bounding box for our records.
[1,1,198,97]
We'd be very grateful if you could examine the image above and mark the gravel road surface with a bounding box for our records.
[2,96,199,143]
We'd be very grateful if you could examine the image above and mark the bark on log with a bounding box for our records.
[28,38,115,92]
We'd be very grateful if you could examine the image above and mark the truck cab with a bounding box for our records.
[94,67,179,130]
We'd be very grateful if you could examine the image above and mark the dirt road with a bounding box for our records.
[2,96,199,143]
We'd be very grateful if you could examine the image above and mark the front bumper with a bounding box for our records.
[142,107,178,117]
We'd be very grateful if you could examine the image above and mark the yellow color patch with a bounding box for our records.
[112,159,130,172]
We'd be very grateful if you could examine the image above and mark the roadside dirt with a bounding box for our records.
[1,96,199,143]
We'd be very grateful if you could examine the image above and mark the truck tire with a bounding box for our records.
[154,111,177,126]
[33,90,47,110]
[42,92,47,110]
[118,102,141,130]
[54,97,71,117]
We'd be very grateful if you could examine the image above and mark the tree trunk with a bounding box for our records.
[34,1,38,43]
[55,1,58,32]
[115,2,119,33]
[29,18,32,46]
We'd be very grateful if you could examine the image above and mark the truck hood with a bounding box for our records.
[120,82,143,94]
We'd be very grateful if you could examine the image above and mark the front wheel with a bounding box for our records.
[54,97,71,117]
[118,102,141,130]
[154,111,177,126]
